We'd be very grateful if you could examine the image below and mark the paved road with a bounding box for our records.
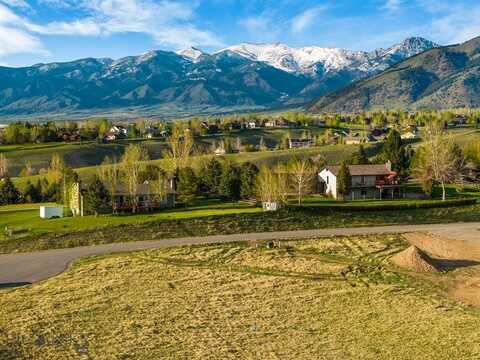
[1,222,479,287]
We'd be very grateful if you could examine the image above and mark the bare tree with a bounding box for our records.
[121,144,149,213]
[99,156,119,212]
[0,153,8,179]
[414,121,458,201]
[164,124,194,173]
[255,163,289,206]
[255,165,280,204]
[288,157,315,205]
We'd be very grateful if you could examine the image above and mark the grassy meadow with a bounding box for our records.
[1,234,479,359]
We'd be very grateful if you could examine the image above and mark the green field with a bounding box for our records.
[1,234,479,359]
[1,196,479,253]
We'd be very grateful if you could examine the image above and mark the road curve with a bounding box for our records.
[1,222,479,287]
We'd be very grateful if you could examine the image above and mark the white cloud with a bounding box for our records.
[0,25,48,57]
[238,16,267,33]
[0,0,224,61]
[420,1,480,44]
[383,0,402,12]
[291,5,326,34]
[0,0,30,9]
[33,0,224,48]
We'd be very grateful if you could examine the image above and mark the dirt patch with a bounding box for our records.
[404,232,480,262]
[401,232,480,308]
[391,246,440,273]
[449,271,480,308]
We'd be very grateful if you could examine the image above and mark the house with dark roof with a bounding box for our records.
[318,162,403,200]
[69,180,176,215]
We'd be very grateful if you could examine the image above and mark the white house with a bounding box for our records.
[401,130,420,140]
[318,162,402,200]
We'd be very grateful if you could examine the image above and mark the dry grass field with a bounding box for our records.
[1,235,480,359]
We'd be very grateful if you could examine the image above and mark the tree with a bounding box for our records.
[0,153,8,179]
[0,177,20,205]
[200,157,223,196]
[382,129,402,164]
[255,165,280,204]
[176,167,198,206]
[121,144,149,213]
[288,157,315,205]
[381,129,412,182]
[255,163,288,206]
[47,154,65,185]
[239,162,259,199]
[412,121,459,201]
[83,176,110,216]
[98,156,119,212]
[347,145,370,165]
[164,124,194,173]
[151,168,169,205]
[219,162,241,200]
[19,161,33,177]
[336,162,351,201]
[23,181,41,203]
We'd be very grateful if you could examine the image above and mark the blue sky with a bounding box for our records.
[0,0,479,67]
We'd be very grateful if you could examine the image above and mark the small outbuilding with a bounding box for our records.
[40,206,64,219]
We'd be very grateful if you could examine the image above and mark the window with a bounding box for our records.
[360,175,365,184]
[326,176,329,185]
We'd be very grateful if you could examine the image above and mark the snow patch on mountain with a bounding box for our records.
[216,37,438,76]
[177,47,205,62]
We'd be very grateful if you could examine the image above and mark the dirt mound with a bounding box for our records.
[404,232,480,262]
[391,246,440,273]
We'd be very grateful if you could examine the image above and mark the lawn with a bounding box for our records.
[0,200,262,244]
[1,197,479,253]
[1,234,479,359]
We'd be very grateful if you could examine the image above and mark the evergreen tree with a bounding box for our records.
[336,162,351,201]
[382,130,402,165]
[219,162,241,200]
[200,158,223,196]
[0,177,21,205]
[83,176,110,216]
[382,129,411,182]
[239,162,259,199]
[347,145,370,165]
[23,181,41,203]
[176,167,198,206]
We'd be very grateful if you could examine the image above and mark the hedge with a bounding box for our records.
[290,198,478,212]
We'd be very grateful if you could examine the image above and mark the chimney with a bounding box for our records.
[386,160,392,172]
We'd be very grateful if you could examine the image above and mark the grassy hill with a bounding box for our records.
[3,128,328,178]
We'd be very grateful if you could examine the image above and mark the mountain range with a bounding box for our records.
[0,37,437,116]
[310,36,480,113]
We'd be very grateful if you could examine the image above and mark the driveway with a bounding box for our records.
[1,222,479,287]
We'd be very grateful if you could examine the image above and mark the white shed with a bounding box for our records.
[40,206,64,219]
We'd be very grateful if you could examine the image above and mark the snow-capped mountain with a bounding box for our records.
[0,36,439,115]
[217,37,438,76]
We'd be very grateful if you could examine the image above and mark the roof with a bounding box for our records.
[323,164,391,176]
